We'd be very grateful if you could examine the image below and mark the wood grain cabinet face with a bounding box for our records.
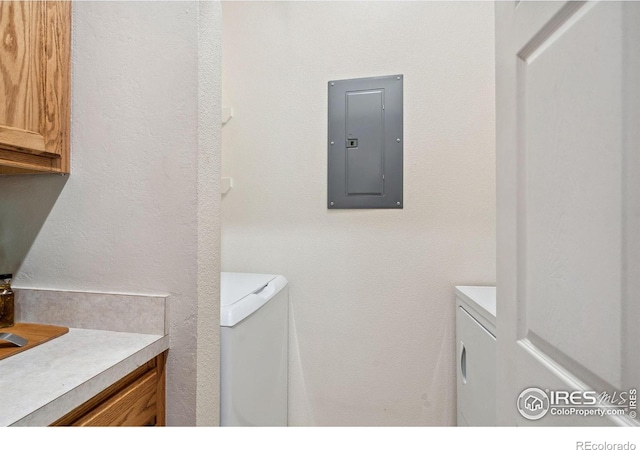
[51,353,167,427]
[0,1,71,174]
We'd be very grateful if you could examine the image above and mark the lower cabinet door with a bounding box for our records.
[51,352,166,427]
[73,370,158,426]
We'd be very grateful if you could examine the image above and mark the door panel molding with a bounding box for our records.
[496,0,639,426]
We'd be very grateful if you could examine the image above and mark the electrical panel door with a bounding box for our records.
[328,75,403,209]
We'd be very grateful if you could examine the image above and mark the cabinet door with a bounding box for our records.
[50,353,167,427]
[0,1,70,174]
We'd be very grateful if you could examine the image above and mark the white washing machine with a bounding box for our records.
[455,286,496,426]
[220,272,289,426]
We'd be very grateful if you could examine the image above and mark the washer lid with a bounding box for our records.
[220,272,287,327]
[455,286,496,319]
[455,286,496,331]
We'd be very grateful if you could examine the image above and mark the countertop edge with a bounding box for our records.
[10,334,169,427]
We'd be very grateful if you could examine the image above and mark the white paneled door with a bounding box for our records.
[496,1,639,426]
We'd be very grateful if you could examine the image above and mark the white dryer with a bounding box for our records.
[455,286,496,426]
[220,272,289,426]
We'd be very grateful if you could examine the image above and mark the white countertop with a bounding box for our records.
[0,328,169,427]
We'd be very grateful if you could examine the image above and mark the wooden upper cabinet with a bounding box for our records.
[0,1,70,174]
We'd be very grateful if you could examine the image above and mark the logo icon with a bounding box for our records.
[517,387,550,420]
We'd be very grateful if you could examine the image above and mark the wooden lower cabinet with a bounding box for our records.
[51,352,166,427]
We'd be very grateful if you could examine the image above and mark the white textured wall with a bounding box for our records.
[0,1,221,426]
[221,1,495,426]
[196,1,222,427]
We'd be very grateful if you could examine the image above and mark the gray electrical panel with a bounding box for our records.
[328,74,403,209]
